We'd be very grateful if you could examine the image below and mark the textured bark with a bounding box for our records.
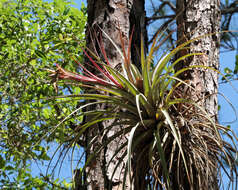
[81,1,147,190]
[176,0,221,189]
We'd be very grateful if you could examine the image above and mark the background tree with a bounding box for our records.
[175,0,221,188]
[0,0,86,188]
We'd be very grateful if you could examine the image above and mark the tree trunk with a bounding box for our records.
[176,0,221,189]
[82,1,147,190]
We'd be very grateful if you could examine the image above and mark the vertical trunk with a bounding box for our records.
[176,0,221,189]
[82,1,147,189]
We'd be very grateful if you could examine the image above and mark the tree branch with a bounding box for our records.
[222,7,238,15]
[158,1,176,12]
[146,14,175,23]
[146,7,238,23]
[148,18,174,45]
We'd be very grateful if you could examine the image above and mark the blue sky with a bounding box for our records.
[30,0,238,187]
[219,50,238,128]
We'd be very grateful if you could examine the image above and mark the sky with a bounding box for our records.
[30,0,238,188]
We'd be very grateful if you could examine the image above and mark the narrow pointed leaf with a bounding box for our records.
[154,124,171,189]
[161,108,191,185]
[127,123,140,184]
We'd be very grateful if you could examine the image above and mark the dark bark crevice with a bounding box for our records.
[129,0,147,70]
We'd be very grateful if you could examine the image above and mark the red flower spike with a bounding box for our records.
[73,58,113,86]
[53,64,114,86]
[81,50,123,88]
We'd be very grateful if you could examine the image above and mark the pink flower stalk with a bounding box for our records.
[81,50,123,88]
[49,63,122,88]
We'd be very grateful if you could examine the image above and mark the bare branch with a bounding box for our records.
[222,7,238,15]
[146,14,175,23]
[159,1,176,12]
[221,1,238,14]
[148,18,174,45]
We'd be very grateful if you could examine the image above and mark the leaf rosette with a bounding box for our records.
[49,31,238,189]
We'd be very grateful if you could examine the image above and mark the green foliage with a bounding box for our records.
[222,54,238,81]
[0,0,86,188]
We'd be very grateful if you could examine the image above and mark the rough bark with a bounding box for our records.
[176,0,221,189]
[80,1,147,190]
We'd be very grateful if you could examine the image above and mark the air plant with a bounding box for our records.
[48,30,238,189]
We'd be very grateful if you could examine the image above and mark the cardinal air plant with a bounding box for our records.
[48,30,238,189]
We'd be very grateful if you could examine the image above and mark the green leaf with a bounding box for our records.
[161,109,191,185]
[127,123,140,185]
[234,55,238,74]
[154,124,171,189]
[59,33,64,41]
[63,7,70,15]
[35,50,47,59]
[224,67,232,74]
[0,155,6,169]
[141,37,151,99]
